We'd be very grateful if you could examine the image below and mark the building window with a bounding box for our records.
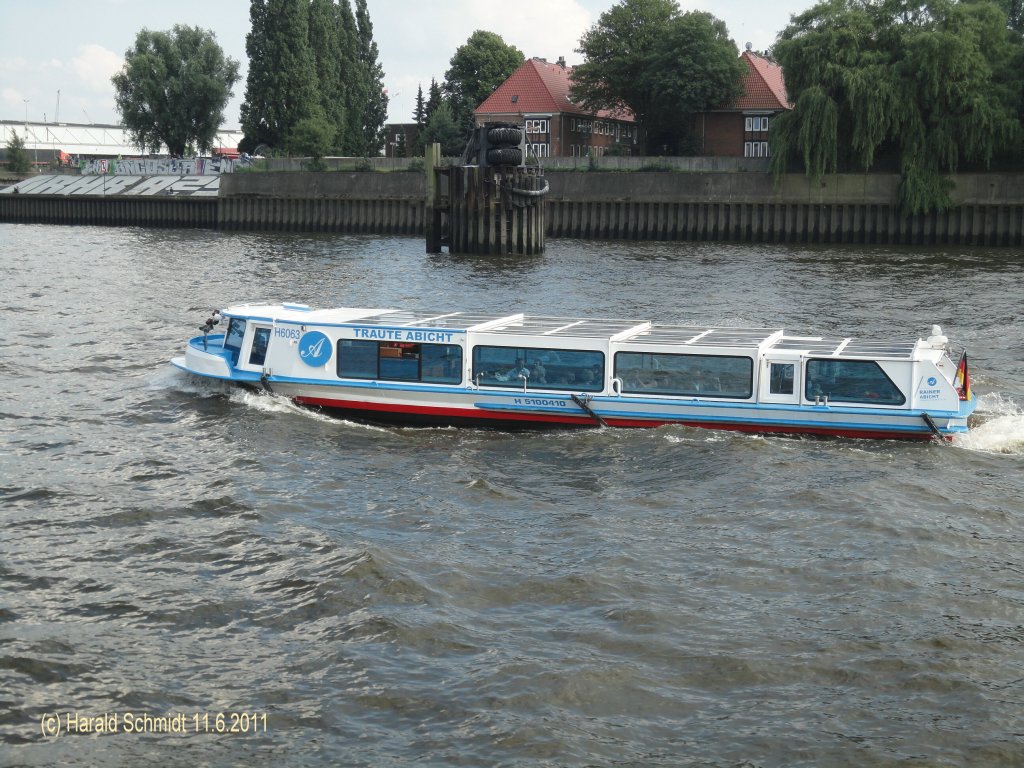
[525,118,549,134]
[744,141,769,158]
[530,143,549,158]
[745,116,770,133]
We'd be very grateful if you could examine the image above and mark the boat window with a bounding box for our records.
[472,346,604,391]
[805,359,905,405]
[336,340,462,384]
[224,318,246,350]
[615,352,753,398]
[769,362,795,395]
[248,327,271,367]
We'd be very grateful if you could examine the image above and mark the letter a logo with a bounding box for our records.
[298,331,332,366]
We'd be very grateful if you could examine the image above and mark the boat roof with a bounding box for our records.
[222,304,929,360]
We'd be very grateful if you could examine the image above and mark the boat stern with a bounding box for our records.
[171,334,236,380]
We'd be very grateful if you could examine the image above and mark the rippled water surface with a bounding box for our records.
[2,225,1023,767]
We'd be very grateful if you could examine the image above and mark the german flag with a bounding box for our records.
[954,352,971,401]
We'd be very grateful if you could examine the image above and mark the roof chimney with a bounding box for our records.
[557,56,566,68]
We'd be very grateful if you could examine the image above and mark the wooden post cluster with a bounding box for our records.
[425,142,546,256]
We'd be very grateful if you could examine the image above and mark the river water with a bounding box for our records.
[1,224,1022,767]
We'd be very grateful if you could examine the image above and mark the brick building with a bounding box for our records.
[474,57,641,159]
[476,49,789,160]
[695,49,790,158]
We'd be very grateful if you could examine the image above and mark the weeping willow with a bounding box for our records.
[771,0,1023,213]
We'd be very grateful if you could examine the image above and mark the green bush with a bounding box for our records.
[5,131,31,173]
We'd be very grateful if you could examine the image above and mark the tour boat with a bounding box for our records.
[171,303,977,440]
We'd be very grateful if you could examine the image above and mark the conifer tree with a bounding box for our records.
[413,84,426,128]
[309,0,345,153]
[240,0,320,154]
[5,130,31,173]
[411,84,426,154]
[425,79,443,123]
[420,101,463,157]
[337,0,361,155]
[354,0,388,156]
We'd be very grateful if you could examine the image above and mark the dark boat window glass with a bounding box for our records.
[769,362,795,395]
[224,318,246,350]
[615,352,753,398]
[421,344,462,384]
[473,346,604,391]
[337,340,462,384]
[805,359,906,405]
[248,327,271,367]
[337,340,379,379]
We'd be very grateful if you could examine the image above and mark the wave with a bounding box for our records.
[229,389,390,431]
[954,392,1024,455]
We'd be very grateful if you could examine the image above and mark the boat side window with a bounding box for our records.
[224,318,246,350]
[805,359,906,405]
[337,340,462,384]
[769,362,795,395]
[472,346,604,391]
[248,327,271,366]
[615,352,753,398]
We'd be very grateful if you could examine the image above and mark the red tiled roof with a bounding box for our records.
[477,52,789,119]
[734,51,790,110]
[475,58,635,122]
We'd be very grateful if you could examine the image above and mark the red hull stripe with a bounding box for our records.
[293,396,936,440]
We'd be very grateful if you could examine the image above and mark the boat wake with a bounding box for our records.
[229,389,390,432]
[151,365,231,397]
[953,393,1024,455]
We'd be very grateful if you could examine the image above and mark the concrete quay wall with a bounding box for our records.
[2,171,1023,245]
[217,172,425,233]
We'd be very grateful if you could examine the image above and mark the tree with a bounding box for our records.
[444,31,524,134]
[770,0,1024,213]
[309,0,345,152]
[352,0,389,156]
[239,0,320,154]
[5,130,31,173]
[420,101,464,157]
[112,25,239,156]
[425,78,443,123]
[409,83,426,153]
[413,84,426,128]
[336,0,361,155]
[571,0,744,154]
[645,12,746,152]
[287,114,334,169]
[995,0,1024,31]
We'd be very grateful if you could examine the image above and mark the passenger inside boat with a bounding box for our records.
[532,360,547,383]
[471,345,603,391]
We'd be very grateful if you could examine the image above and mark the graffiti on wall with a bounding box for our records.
[79,157,236,176]
[0,175,222,197]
